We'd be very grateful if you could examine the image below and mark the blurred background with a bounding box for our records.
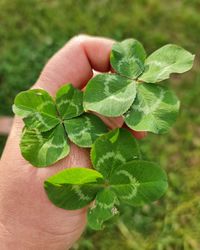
[0,0,200,249]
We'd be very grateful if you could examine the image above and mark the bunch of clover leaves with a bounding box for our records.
[13,38,194,230]
[13,84,108,167]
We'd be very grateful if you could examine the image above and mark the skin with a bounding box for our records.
[0,35,146,250]
[0,117,13,135]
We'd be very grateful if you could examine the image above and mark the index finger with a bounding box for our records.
[35,35,115,95]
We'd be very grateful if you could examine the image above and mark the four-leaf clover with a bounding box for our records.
[84,39,194,133]
[13,84,108,167]
[44,129,168,230]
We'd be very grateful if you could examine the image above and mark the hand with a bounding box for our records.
[0,35,146,250]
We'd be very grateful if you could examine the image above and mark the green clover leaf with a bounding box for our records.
[84,39,194,133]
[83,73,137,117]
[64,113,108,147]
[87,189,118,230]
[90,128,141,178]
[139,44,195,83]
[109,160,168,206]
[56,84,84,119]
[110,38,146,79]
[44,128,168,230]
[44,168,104,210]
[13,84,108,167]
[13,89,60,132]
[20,125,69,167]
[124,83,180,133]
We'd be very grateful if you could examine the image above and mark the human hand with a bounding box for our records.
[0,35,146,250]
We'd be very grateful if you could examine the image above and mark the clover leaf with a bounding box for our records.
[90,128,141,178]
[87,189,118,230]
[13,89,60,132]
[139,44,195,83]
[44,128,168,230]
[84,39,194,133]
[56,84,84,119]
[110,39,146,79]
[44,168,104,210]
[64,113,109,147]
[13,84,108,167]
[20,125,70,167]
[124,83,180,133]
[84,74,137,117]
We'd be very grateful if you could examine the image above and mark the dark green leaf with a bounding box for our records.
[110,39,146,78]
[56,84,84,120]
[110,160,168,206]
[91,128,141,178]
[88,189,118,230]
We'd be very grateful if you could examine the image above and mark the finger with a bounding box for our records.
[35,35,115,95]
[131,130,147,139]
[90,111,124,129]
[123,124,147,139]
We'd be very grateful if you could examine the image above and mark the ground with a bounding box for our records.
[0,0,200,249]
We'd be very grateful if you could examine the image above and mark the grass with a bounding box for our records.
[0,0,200,249]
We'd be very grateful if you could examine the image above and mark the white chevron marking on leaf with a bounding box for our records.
[118,57,143,72]
[48,141,66,149]
[115,170,140,200]
[72,185,91,201]
[133,87,165,115]
[85,116,92,127]
[35,113,53,129]
[34,129,43,144]
[68,116,93,139]
[57,99,79,114]
[103,75,117,96]
[117,170,136,183]
[96,151,126,169]
[108,94,133,102]
[96,199,115,210]
[37,100,55,111]
[120,185,139,200]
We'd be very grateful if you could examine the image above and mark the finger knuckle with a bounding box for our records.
[69,34,91,46]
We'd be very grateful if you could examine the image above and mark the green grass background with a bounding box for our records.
[0,0,200,249]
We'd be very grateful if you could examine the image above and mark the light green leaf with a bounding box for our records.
[83,73,136,117]
[140,44,195,83]
[13,89,60,132]
[20,124,69,167]
[64,114,108,148]
[45,167,103,185]
[44,168,104,210]
[110,160,168,206]
[110,39,146,79]
[124,83,180,133]
[56,84,84,120]
[88,189,118,230]
[91,128,141,178]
